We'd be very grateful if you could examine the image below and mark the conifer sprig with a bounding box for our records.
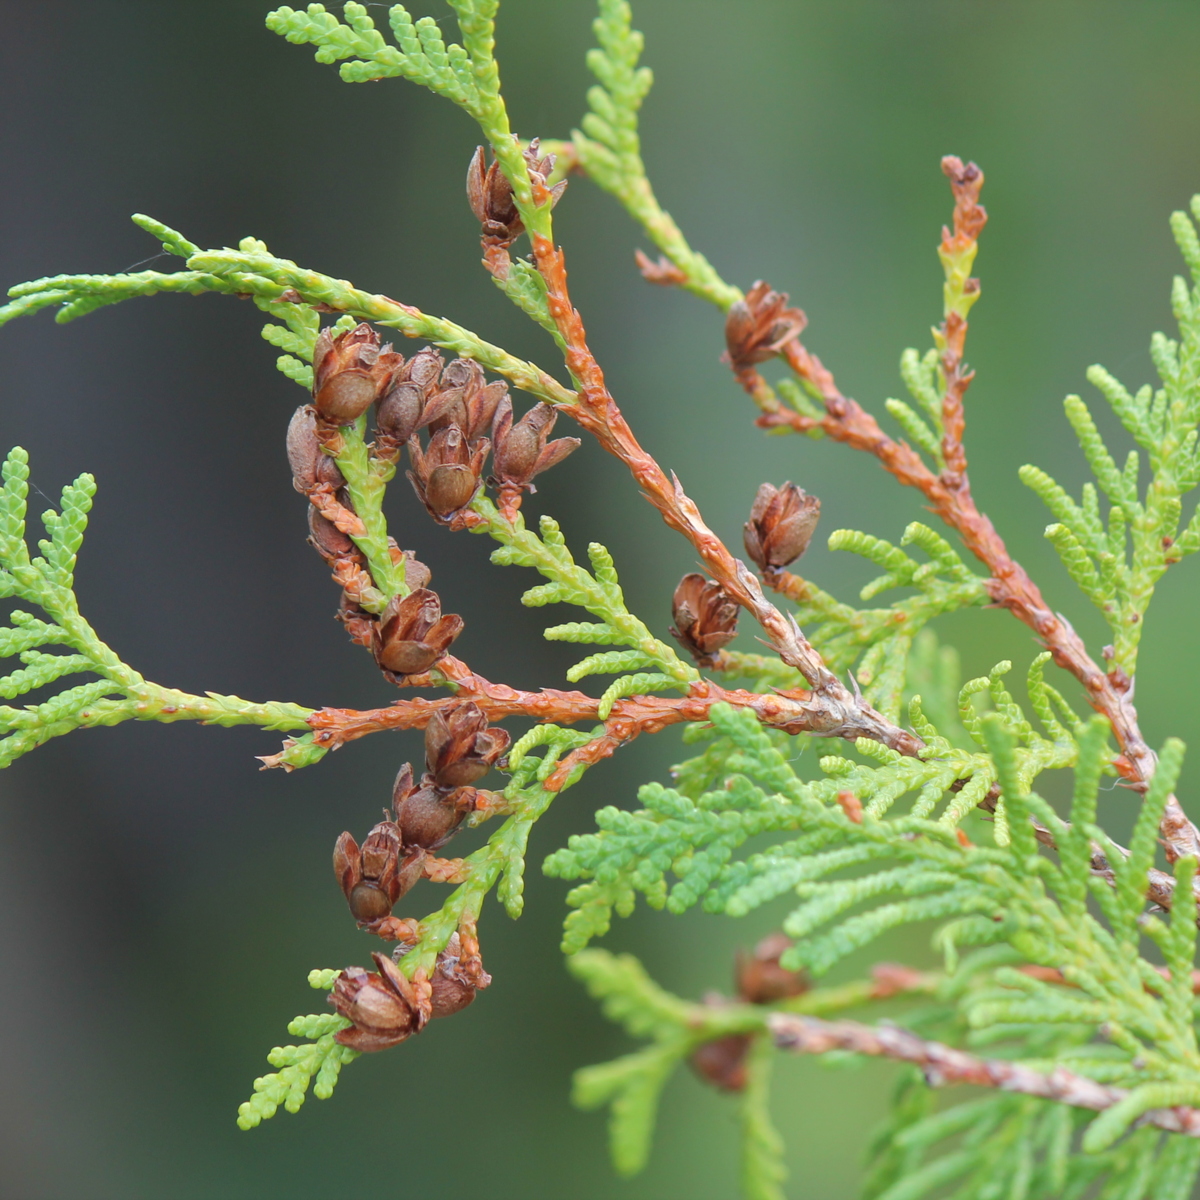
[0,222,575,407]
[0,447,312,767]
[1019,198,1200,674]
[5,0,1200,1195]
[241,719,608,1122]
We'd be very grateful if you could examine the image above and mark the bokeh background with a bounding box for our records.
[4,2,1200,1197]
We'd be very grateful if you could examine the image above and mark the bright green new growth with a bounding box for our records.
[1017,202,1200,674]
[6,1,1200,1196]
[236,974,357,1130]
[785,521,987,720]
[482,501,697,712]
[0,446,313,767]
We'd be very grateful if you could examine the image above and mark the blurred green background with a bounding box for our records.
[4,2,1200,1196]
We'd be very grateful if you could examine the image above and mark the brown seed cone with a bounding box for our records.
[376,380,426,444]
[333,819,426,924]
[428,932,488,1018]
[690,1034,752,1092]
[287,405,345,493]
[372,588,463,678]
[389,545,432,592]
[374,348,444,456]
[424,366,506,447]
[407,426,489,521]
[330,952,429,1052]
[743,482,821,572]
[405,346,445,390]
[424,701,511,790]
[735,932,809,1005]
[669,573,739,665]
[312,323,402,424]
[392,762,477,850]
[724,280,806,372]
[466,141,567,247]
[490,394,580,490]
[307,505,356,560]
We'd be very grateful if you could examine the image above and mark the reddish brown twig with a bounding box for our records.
[937,156,987,486]
[769,1012,1200,1137]
[305,657,911,761]
[527,233,922,761]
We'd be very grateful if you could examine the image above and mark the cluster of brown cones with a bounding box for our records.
[332,701,510,925]
[287,322,580,681]
[327,701,509,1050]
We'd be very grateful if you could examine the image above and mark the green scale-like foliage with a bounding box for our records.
[1017,203,1200,675]
[546,654,1081,953]
[780,521,987,721]
[556,703,1200,1186]
[0,447,313,767]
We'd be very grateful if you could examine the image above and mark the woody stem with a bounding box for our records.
[768,1012,1200,1138]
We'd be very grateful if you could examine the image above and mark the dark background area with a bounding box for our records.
[4,2,1200,1197]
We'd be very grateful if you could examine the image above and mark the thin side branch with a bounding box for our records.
[768,1012,1200,1137]
[305,656,902,761]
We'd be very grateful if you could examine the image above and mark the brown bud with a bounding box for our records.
[724,281,806,372]
[372,588,464,677]
[490,394,580,490]
[330,952,428,1052]
[393,763,477,850]
[287,405,345,493]
[669,573,739,665]
[467,146,521,244]
[424,700,511,789]
[407,426,490,521]
[333,818,426,924]
[466,141,567,247]
[743,482,821,572]
[690,1034,752,1092]
[312,323,401,424]
[735,932,809,1005]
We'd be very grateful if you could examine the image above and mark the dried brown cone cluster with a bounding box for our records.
[690,933,810,1092]
[329,703,508,1050]
[743,482,821,577]
[670,573,739,666]
[285,323,578,677]
[332,700,511,925]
